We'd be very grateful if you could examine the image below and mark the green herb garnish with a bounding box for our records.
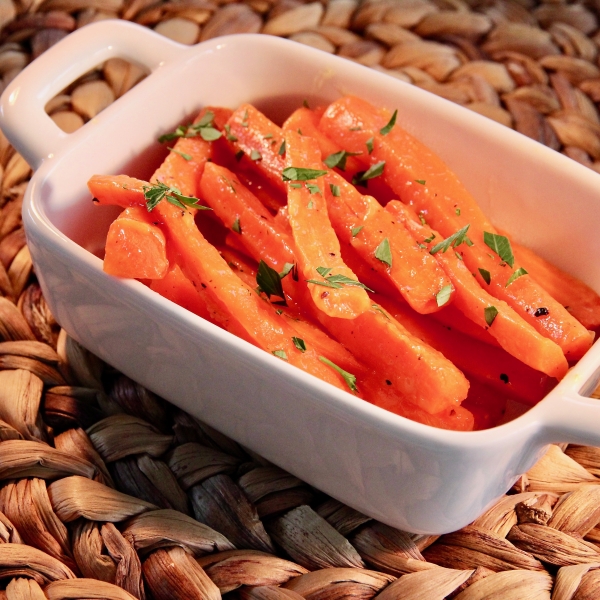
[436,284,452,307]
[374,238,392,267]
[143,182,211,212]
[306,266,373,291]
[429,225,471,255]
[506,267,528,287]
[272,350,288,361]
[329,184,340,197]
[306,183,321,195]
[319,356,357,392]
[292,337,306,352]
[366,137,374,154]
[483,232,514,267]
[484,306,498,327]
[168,147,192,161]
[478,268,491,285]
[352,161,385,185]
[351,226,363,238]
[324,150,362,171]
[380,110,397,135]
[232,217,241,234]
[256,260,285,302]
[282,167,328,182]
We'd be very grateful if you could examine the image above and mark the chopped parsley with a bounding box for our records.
[429,225,471,255]
[306,266,373,291]
[272,350,288,361]
[324,150,362,171]
[478,268,491,285]
[366,137,374,154]
[168,147,192,161]
[374,238,392,267]
[380,110,398,136]
[250,150,262,161]
[158,110,222,143]
[257,260,286,302]
[506,267,528,287]
[306,183,321,195]
[319,356,357,392]
[352,161,385,185]
[484,306,498,327]
[329,184,341,197]
[415,179,426,185]
[232,217,241,234]
[483,232,514,267]
[436,284,452,307]
[143,182,211,212]
[292,337,306,352]
[351,226,363,238]
[282,167,328,182]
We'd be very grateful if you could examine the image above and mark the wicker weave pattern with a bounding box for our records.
[0,0,598,597]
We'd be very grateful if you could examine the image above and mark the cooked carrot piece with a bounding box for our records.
[90,175,354,393]
[319,95,594,361]
[324,171,453,314]
[226,104,287,194]
[199,162,296,275]
[103,206,168,279]
[386,200,569,380]
[283,107,396,204]
[507,236,600,331]
[377,294,557,406]
[149,263,212,321]
[284,130,371,320]
[154,106,233,196]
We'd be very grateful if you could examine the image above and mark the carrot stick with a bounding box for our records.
[324,171,454,314]
[507,236,600,331]
[284,129,371,320]
[154,106,232,196]
[90,175,353,393]
[377,294,557,405]
[103,206,169,280]
[319,95,594,361]
[283,106,396,204]
[149,263,212,321]
[386,200,568,379]
[226,104,287,194]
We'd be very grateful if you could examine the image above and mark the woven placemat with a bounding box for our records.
[0,1,599,598]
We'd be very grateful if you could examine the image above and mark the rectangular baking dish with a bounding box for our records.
[2,20,600,534]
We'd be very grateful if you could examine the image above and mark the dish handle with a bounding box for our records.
[539,389,600,447]
[0,20,185,170]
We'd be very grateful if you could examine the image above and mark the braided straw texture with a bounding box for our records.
[0,0,599,597]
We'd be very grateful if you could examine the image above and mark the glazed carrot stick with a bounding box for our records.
[386,200,568,379]
[226,104,287,194]
[283,106,396,204]
[284,130,371,320]
[149,263,212,321]
[154,107,233,196]
[377,294,556,405]
[103,206,169,279]
[319,95,594,361]
[324,171,454,314]
[211,114,470,413]
[199,162,296,276]
[506,236,600,331]
[90,175,353,393]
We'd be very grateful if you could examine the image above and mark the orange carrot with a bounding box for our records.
[103,206,169,280]
[324,171,454,314]
[319,95,594,361]
[377,294,557,405]
[283,106,396,204]
[284,130,371,320]
[149,263,211,321]
[386,200,569,379]
[507,236,600,331]
[154,106,232,196]
[90,175,354,393]
[226,104,287,194]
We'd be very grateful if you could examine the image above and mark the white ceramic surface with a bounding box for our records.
[2,20,600,534]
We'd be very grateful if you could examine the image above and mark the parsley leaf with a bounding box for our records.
[430,225,471,255]
[415,179,426,185]
[483,232,514,267]
[272,350,288,361]
[324,150,362,171]
[374,238,392,267]
[250,150,262,161]
[143,182,211,212]
[278,140,286,155]
[306,266,373,291]
[256,260,285,302]
[484,306,498,327]
[319,356,357,392]
[224,124,237,142]
[306,183,321,195]
[329,184,341,197]
[366,137,374,154]
[292,337,306,352]
[232,217,241,234]
[352,161,385,184]
[436,284,452,307]
[158,110,222,143]
[168,147,192,161]
[351,226,363,238]
[380,109,398,135]
[506,267,528,287]
[478,268,491,285]
[282,167,328,181]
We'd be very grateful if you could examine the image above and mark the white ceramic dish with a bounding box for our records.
[2,20,600,535]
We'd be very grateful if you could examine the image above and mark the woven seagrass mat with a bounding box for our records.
[0,0,599,598]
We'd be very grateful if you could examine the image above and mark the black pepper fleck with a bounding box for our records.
[534,307,549,317]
